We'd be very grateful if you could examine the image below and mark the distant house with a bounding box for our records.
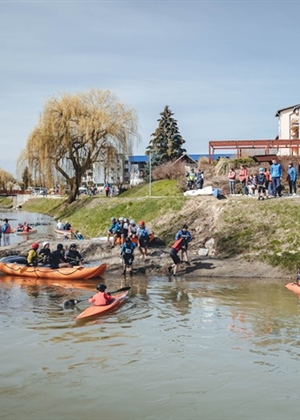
[275,104,300,155]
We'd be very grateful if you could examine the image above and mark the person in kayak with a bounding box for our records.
[65,243,84,266]
[120,236,136,275]
[89,284,114,306]
[27,243,43,266]
[39,241,52,264]
[50,243,72,269]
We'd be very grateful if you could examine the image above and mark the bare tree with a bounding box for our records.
[0,169,15,191]
[22,89,138,203]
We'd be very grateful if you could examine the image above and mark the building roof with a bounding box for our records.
[275,104,300,117]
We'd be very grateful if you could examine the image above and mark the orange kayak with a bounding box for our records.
[55,228,73,238]
[0,262,107,280]
[15,229,37,236]
[285,282,300,297]
[76,290,129,320]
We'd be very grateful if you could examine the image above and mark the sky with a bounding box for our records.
[1,0,300,178]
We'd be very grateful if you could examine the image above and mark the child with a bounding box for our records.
[120,237,136,275]
[168,237,186,276]
[89,284,114,306]
[256,168,267,200]
[175,224,192,264]
[27,243,43,266]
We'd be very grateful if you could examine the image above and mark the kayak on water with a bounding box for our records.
[15,229,37,236]
[75,290,129,320]
[285,282,300,297]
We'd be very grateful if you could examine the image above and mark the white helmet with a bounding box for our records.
[119,217,124,221]
[129,219,135,225]
[43,241,49,247]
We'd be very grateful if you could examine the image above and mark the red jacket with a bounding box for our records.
[89,291,114,306]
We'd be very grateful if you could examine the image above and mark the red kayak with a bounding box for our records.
[285,282,300,297]
[75,290,129,320]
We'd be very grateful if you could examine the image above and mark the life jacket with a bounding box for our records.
[139,228,149,239]
[172,238,184,252]
[124,244,134,255]
[3,223,11,234]
[256,173,266,185]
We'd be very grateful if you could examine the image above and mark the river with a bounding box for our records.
[0,272,299,420]
[0,210,55,246]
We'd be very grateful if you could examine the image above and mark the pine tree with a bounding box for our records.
[146,105,186,166]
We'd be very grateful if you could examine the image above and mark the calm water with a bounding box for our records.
[0,210,55,245]
[0,274,299,420]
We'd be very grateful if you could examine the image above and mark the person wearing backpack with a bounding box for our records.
[137,220,151,260]
[2,218,11,246]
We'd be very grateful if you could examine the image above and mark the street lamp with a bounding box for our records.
[149,151,152,196]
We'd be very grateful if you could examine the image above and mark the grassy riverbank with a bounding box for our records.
[18,180,300,273]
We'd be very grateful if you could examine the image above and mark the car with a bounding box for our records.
[78,186,88,194]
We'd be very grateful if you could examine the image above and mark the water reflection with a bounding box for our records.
[1,274,300,419]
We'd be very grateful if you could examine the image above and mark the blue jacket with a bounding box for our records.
[175,229,192,243]
[287,166,297,182]
[270,162,282,178]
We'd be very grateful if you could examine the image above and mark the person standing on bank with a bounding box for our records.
[2,218,11,246]
[238,165,248,195]
[270,158,283,197]
[228,168,236,195]
[287,162,297,196]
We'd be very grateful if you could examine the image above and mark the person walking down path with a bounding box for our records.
[238,165,248,195]
[195,169,204,189]
[270,159,283,197]
[2,218,11,246]
[228,168,236,195]
[168,237,187,276]
[287,162,297,196]
[120,237,136,276]
[175,224,192,264]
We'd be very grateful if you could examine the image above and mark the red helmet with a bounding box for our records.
[139,220,145,226]
[31,243,39,250]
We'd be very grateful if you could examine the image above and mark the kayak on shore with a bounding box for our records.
[75,290,129,320]
[55,228,73,238]
[0,256,107,280]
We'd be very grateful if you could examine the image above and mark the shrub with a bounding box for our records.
[152,161,185,180]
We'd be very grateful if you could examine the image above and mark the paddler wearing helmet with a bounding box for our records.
[88,283,114,306]
[27,242,43,267]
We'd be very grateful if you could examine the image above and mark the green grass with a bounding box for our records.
[0,197,13,208]
[22,182,186,241]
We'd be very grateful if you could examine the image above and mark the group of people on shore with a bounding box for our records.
[106,217,193,277]
[27,242,84,268]
[228,159,297,199]
[107,217,152,275]
[186,168,204,190]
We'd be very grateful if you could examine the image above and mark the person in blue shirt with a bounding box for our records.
[120,237,136,275]
[287,162,297,196]
[270,159,283,197]
[107,217,120,248]
[175,224,192,265]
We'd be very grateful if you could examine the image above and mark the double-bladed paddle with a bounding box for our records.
[63,286,131,307]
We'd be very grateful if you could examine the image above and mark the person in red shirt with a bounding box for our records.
[168,237,186,276]
[238,165,248,195]
[88,284,114,306]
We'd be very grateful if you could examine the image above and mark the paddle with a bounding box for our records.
[63,286,131,307]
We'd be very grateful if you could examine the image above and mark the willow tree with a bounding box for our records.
[22,89,138,203]
[0,169,15,190]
